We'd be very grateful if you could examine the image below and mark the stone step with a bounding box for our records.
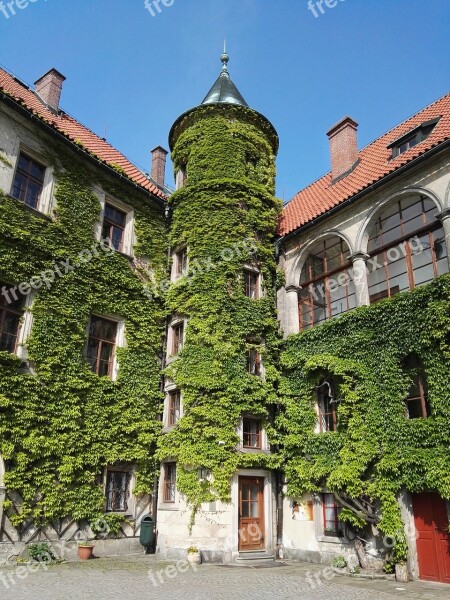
[235,551,276,566]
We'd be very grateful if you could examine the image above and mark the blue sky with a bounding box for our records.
[0,0,449,200]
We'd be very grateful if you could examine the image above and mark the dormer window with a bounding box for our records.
[390,118,439,158]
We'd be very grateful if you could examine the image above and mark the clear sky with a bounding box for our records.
[0,0,449,201]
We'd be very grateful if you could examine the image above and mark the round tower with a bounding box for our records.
[158,52,281,562]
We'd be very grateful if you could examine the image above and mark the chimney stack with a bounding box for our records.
[151,146,168,189]
[327,116,359,182]
[34,68,66,112]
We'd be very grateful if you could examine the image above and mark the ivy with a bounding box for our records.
[280,275,450,561]
[158,104,282,514]
[0,141,167,526]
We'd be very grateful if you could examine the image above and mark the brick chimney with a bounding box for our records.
[327,116,359,182]
[34,68,66,111]
[151,146,168,189]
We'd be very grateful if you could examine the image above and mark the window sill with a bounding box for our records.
[7,195,52,221]
[239,448,271,454]
[158,504,178,511]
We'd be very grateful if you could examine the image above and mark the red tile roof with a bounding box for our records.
[279,93,450,237]
[0,68,166,201]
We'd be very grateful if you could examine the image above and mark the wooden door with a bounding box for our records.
[413,492,450,583]
[238,477,265,551]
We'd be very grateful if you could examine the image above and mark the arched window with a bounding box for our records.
[367,195,447,303]
[298,237,356,330]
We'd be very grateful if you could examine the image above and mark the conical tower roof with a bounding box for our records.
[201,50,248,107]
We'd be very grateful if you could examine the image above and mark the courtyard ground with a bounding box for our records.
[1,555,449,600]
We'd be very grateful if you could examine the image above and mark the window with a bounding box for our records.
[106,469,130,512]
[12,152,46,209]
[298,237,356,330]
[175,248,188,278]
[322,493,342,535]
[171,322,184,356]
[246,348,261,376]
[167,390,181,426]
[243,269,259,299]
[0,282,25,353]
[86,316,118,377]
[390,119,439,158]
[243,419,262,449]
[367,196,447,304]
[163,463,176,503]
[403,355,430,419]
[317,380,337,432]
[102,203,127,251]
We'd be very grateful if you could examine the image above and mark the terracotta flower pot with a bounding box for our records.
[78,545,95,560]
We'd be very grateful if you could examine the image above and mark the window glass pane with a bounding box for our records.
[18,154,30,171]
[30,161,45,181]
[407,399,424,419]
[12,173,26,200]
[250,501,258,517]
[25,181,40,208]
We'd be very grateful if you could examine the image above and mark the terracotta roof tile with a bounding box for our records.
[0,68,166,201]
[280,93,450,236]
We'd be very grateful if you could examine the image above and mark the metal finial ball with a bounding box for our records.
[221,52,229,65]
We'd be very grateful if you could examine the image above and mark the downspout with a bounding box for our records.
[0,456,5,539]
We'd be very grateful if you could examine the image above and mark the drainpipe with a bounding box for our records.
[0,456,6,538]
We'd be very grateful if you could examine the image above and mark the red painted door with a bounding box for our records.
[412,492,450,583]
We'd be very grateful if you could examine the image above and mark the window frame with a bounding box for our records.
[367,196,446,304]
[298,237,356,331]
[105,468,131,513]
[163,463,176,504]
[246,347,262,376]
[167,389,181,427]
[317,380,338,433]
[170,320,185,357]
[102,202,127,253]
[242,418,262,449]
[10,149,54,214]
[0,281,26,355]
[95,190,135,257]
[243,268,260,299]
[322,493,342,536]
[86,315,124,380]
[173,247,188,280]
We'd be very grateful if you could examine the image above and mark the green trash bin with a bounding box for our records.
[139,514,155,548]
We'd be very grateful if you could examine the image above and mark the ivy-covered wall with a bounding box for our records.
[0,138,168,527]
[158,104,282,514]
[279,274,450,560]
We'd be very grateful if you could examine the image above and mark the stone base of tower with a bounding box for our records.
[156,469,277,564]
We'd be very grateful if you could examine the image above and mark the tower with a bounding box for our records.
[158,52,281,562]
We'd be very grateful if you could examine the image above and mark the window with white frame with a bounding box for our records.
[97,192,134,256]
[173,247,188,280]
[11,150,53,214]
[169,320,184,357]
[163,463,176,503]
[166,389,181,427]
[86,315,124,380]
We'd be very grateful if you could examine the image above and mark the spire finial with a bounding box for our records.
[220,40,229,75]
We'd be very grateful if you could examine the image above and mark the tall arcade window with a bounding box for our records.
[298,237,356,330]
[322,493,342,536]
[367,196,447,304]
[12,152,46,210]
[0,282,24,353]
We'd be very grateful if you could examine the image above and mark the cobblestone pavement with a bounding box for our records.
[1,555,449,600]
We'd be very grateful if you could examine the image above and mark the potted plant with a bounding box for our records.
[77,539,95,560]
[187,546,201,565]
